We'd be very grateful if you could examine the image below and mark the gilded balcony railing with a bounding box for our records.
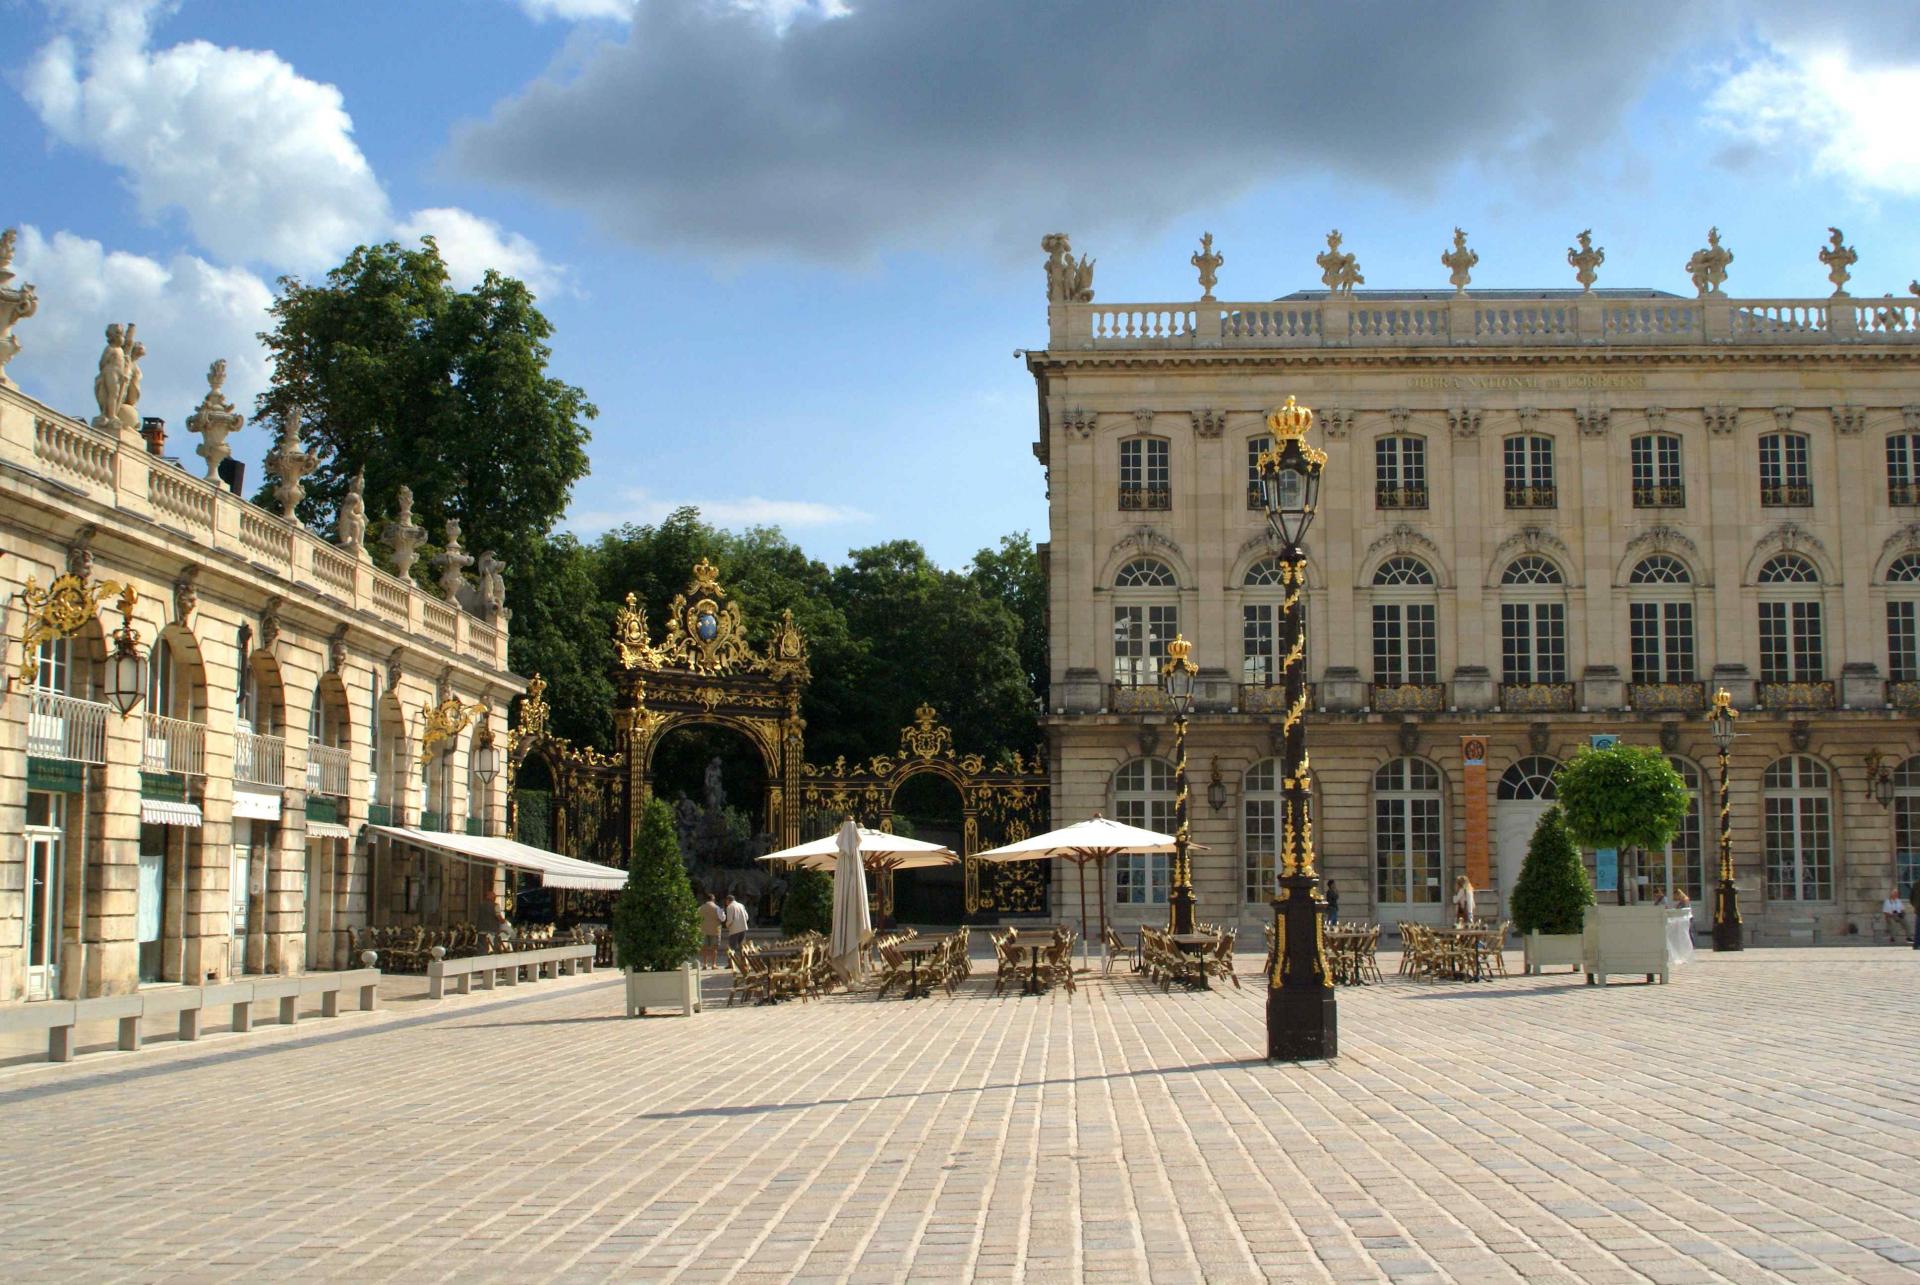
[1239,683,1318,713]
[1118,484,1172,512]
[1370,682,1446,713]
[1504,484,1557,510]
[1631,484,1686,509]
[1375,484,1429,510]
[1761,483,1813,507]
[1628,681,1705,712]
[1109,682,1177,714]
[142,712,206,776]
[1759,680,1835,711]
[1500,682,1574,712]
[1891,680,1920,709]
[27,690,109,765]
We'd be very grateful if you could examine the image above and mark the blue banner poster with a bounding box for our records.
[1590,733,1619,893]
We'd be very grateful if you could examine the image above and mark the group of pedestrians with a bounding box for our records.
[697,890,751,968]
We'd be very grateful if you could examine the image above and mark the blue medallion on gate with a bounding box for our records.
[696,607,719,641]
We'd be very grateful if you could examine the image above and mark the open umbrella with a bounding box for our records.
[759,824,959,931]
[974,814,1210,967]
[828,818,872,981]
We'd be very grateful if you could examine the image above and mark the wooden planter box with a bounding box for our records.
[1522,932,1584,974]
[625,964,701,1017]
[1581,905,1673,986]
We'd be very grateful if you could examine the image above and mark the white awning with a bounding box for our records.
[305,821,353,840]
[140,799,202,828]
[365,825,628,891]
[233,790,283,821]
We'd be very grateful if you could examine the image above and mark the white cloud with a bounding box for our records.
[569,487,869,533]
[23,21,390,270]
[393,207,570,297]
[517,0,638,20]
[6,225,273,440]
[1706,44,1920,196]
[514,0,845,26]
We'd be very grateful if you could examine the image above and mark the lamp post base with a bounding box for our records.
[1169,885,1196,937]
[1266,877,1337,1062]
[1712,880,1743,952]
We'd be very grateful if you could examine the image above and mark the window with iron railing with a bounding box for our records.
[1759,431,1812,506]
[1375,434,1428,509]
[1630,432,1685,508]
[1119,437,1170,511]
[1112,603,1178,687]
[1503,433,1556,509]
[1245,434,1270,510]
[1890,433,1920,506]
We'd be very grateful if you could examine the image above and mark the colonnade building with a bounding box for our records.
[0,274,520,1002]
[1027,231,1920,943]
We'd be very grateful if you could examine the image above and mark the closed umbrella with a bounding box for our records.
[829,818,872,981]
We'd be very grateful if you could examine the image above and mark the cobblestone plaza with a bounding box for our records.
[3,949,1916,1282]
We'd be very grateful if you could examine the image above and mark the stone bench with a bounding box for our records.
[0,968,382,1063]
[425,944,596,1000]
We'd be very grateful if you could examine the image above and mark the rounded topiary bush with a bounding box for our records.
[781,866,835,937]
[1509,804,1594,936]
[610,798,703,972]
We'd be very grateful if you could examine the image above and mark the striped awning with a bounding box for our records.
[140,799,202,827]
[305,820,353,839]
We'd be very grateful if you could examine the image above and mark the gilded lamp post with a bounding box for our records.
[1256,396,1336,1061]
[1707,688,1743,952]
[1159,633,1198,934]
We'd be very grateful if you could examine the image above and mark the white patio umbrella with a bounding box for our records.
[829,818,873,981]
[759,824,958,938]
[973,814,1211,966]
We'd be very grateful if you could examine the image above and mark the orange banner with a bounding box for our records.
[1462,735,1490,890]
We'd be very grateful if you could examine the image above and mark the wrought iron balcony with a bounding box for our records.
[1239,682,1318,713]
[1109,682,1178,714]
[1761,483,1813,507]
[142,712,206,776]
[1891,680,1920,709]
[1632,484,1686,509]
[1504,484,1557,510]
[1759,680,1835,711]
[1628,681,1705,712]
[234,730,286,787]
[1892,482,1920,507]
[27,690,109,765]
[1118,484,1172,512]
[1370,682,1446,713]
[1500,682,1574,712]
[1375,484,1429,510]
[306,741,351,797]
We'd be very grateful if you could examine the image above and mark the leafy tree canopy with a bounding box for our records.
[1553,744,1690,854]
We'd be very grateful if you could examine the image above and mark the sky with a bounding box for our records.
[7,0,1920,569]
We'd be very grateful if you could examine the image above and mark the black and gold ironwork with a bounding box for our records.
[506,674,628,868]
[13,571,123,686]
[1159,634,1198,934]
[799,703,1050,919]
[416,695,485,765]
[1707,687,1743,952]
[1255,394,1337,1062]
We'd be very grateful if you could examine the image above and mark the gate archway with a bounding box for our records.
[506,676,626,868]
[801,704,1051,920]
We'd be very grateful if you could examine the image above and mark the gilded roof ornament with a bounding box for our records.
[1190,232,1222,302]
[1686,227,1732,296]
[613,591,654,669]
[1441,227,1477,295]
[1567,230,1604,291]
[1315,230,1363,296]
[1818,227,1856,297]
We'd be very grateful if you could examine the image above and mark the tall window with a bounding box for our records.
[1119,437,1171,511]
[1888,554,1920,683]
[1888,433,1920,506]
[1892,758,1920,893]
[1375,434,1428,510]
[1375,758,1443,907]
[1241,558,1305,685]
[369,673,383,805]
[1630,433,1685,507]
[1763,756,1833,901]
[1503,434,1556,509]
[147,637,174,719]
[1112,558,1177,687]
[33,637,69,695]
[1759,431,1812,506]
[1114,759,1173,905]
[1244,759,1278,903]
[236,627,256,730]
[1628,555,1695,683]
[1757,554,1823,683]
[1245,434,1270,509]
[1371,557,1437,685]
[1499,557,1567,684]
[1667,757,1704,905]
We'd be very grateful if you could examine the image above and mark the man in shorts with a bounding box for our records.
[697,891,725,967]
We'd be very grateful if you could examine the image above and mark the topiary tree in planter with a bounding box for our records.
[1553,744,1690,905]
[611,798,702,974]
[1510,805,1593,936]
[781,866,835,937]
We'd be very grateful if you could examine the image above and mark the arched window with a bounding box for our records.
[1629,556,1695,684]
[1118,437,1171,511]
[1371,558,1437,686]
[1113,559,1177,688]
[1757,555,1823,683]
[1499,558,1566,685]
[1245,433,1271,510]
[1503,434,1556,509]
[1496,756,1559,800]
[1892,758,1920,893]
[1501,556,1562,586]
[1763,756,1833,901]
[1241,557,1305,685]
[1887,555,1920,683]
[1631,432,1686,508]
[1759,431,1812,506]
[1374,758,1443,907]
[1375,433,1428,510]
[1113,759,1173,905]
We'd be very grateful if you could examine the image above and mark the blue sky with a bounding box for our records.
[6,0,1920,568]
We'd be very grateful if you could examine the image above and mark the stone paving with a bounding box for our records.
[1,946,1917,1283]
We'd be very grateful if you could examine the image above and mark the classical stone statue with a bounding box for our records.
[385,485,427,579]
[92,323,138,432]
[435,518,474,602]
[1441,227,1477,294]
[338,468,368,554]
[1316,230,1363,296]
[1190,232,1223,301]
[1567,230,1604,291]
[0,228,39,390]
[1819,227,1856,297]
[264,408,318,519]
[1686,227,1732,296]
[1041,233,1095,303]
[475,549,506,617]
[185,359,243,480]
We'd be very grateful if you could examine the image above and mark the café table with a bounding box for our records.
[1169,933,1221,989]
[897,940,941,999]
[749,944,805,1003]
[1020,941,1051,995]
[1322,930,1371,985]
[1429,927,1498,981]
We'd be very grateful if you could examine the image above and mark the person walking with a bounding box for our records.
[723,892,750,955]
[1322,879,1340,924]
[1884,886,1912,945]
[1452,874,1477,927]
[697,890,725,968]
[482,891,510,944]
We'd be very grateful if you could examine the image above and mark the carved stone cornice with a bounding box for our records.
[1190,408,1227,439]
[1109,525,1181,561]
[1364,522,1440,565]
[1447,406,1483,439]
[1833,405,1866,435]
[1062,407,1096,439]
[1752,521,1827,572]
[1625,524,1703,566]
[1881,522,1920,563]
[1704,405,1738,435]
[1574,407,1610,437]
[1486,526,1572,582]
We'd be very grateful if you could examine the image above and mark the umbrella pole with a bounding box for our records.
[1078,859,1090,972]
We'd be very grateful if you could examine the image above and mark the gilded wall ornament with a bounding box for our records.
[14,571,122,685]
[417,694,484,764]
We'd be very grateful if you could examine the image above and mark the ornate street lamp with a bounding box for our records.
[1256,396,1335,1061]
[1159,633,1198,934]
[1707,688,1743,952]
[103,586,146,719]
[473,715,500,785]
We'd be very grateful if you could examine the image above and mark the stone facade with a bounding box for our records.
[1027,235,1920,944]
[0,298,519,1003]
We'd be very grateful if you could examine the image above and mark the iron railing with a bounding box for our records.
[235,730,286,787]
[1631,484,1686,508]
[1761,483,1813,507]
[1118,484,1172,512]
[306,741,350,797]
[27,690,109,765]
[142,712,206,776]
[1376,484,1429,510]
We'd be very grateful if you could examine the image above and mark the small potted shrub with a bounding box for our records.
[612,799,704,1016]
[1509,805,1592,973]
[1553,745,1690,984]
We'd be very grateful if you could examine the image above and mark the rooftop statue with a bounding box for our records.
[436,518,474,602]
[1041,233,1096,303]
[338,468,368,554]
[476,550,507,619]
[264,407,318,519]
[0,228,39,390]
[91,322,141,433]
[385,485,427,579]
[1440,227,1477,294]
[1567,230,1604,291]
[1686,227,1732,296]
[1819,227,1856,297]
[1316,230,1363,296]
[185,359,243,480]
[1190,232,1223,301]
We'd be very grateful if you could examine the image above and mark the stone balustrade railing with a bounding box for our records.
[1048,294,1920,350]
[1,386,510,673]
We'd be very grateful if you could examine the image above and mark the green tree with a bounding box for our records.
[1509,805,1594,935]
[508,532,618,748]
[1553,744,1691,855]
[254,237,595,581]
[781,866,835,937]
[971,532,1049,711]
[610,799,702,972]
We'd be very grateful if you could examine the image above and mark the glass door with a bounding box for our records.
[229,819,251,977]
[137,824,166,982]
[25,792,64,1001]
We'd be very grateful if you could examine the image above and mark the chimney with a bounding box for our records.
[218,456,246,496]
[141,416,166,456]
